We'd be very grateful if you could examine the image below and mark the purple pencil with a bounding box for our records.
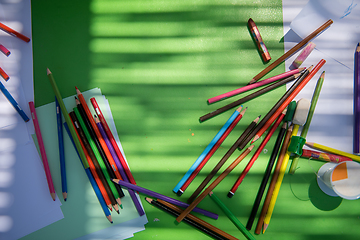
[208,68,304,104]
[112,179,219,220]
[95,115,145,216]
[354,43,360,153]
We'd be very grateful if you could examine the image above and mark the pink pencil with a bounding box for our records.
[208,68,304,104]
[29,101,56,201]
[228,110,285,195]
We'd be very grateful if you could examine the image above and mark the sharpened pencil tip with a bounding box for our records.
[46,68,51,75]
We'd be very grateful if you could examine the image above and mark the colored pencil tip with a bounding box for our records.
[75,86,78,90]
[46,68,51,75]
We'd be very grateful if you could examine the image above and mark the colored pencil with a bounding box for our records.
[246,121,286,230]
[178,106,247,195]
[289,71,325,174]
[29,101,56,201]
[0,43,10,56]
[56,97,67,201]
[0,81,29,121]
[262,124,298,233]
[0,66,9,81]
[173,106,243,194]
[63,122,113,223]
[249,19,332,84]
[0,22,30,42]
[255,125,293,234]
[305,142,360,162]
[69,112,116,211]
[47,68,89,169]
[90,97,137,186]
[76,98,125,203]
[200,73,299,122]
[146,198,235,240]
[209,192,255,240]
[187,115,260,203]
[228,110,286,197]
[237,68,309,150]
[251,59,325,144]
[95,115,145,216]
[111,179,218,219]
[301,149,352,163]
[248,18,271,63]
[354,43,360,153]
[176,145,254,223]
[208,68,303,104]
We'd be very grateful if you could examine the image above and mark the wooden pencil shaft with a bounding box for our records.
[147,198,226,240]
[76,103,124,198]
[238,69,309,150]
[246,122,286,230]
[157,198,238,240]
[251,19,333,82]
[187,119,257,203]
[69,111,117,206]
[199,74,296,122]
[177,146,253,223]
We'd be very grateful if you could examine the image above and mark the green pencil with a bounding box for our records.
[209,192,256,240]
[74,107,122,205]
[289,71,325,174]
[47,68,89,169]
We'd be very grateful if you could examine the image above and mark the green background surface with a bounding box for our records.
[25,0,360,239]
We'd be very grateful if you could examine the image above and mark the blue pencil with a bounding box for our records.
[173,106,242,195]
[0,81,29,122]
[64,122,113,223]
[56,97,67,201]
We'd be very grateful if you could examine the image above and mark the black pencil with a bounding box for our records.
[187,115,260,203]
[245,121,287,230]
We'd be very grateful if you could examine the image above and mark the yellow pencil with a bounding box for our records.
[262,124,299,233]
[305,142,360,162]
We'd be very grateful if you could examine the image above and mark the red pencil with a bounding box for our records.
[0,22,30,42]
[229,110,285,195]
[90,97,137,186]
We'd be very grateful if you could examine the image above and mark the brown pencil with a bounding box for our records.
[187,115,260,203]
[176,145,254,223]
[155,198,239,240]
[248,19,332,84]
[237,67,310,150]
[199,73,299,122]
[254,125,293,235]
